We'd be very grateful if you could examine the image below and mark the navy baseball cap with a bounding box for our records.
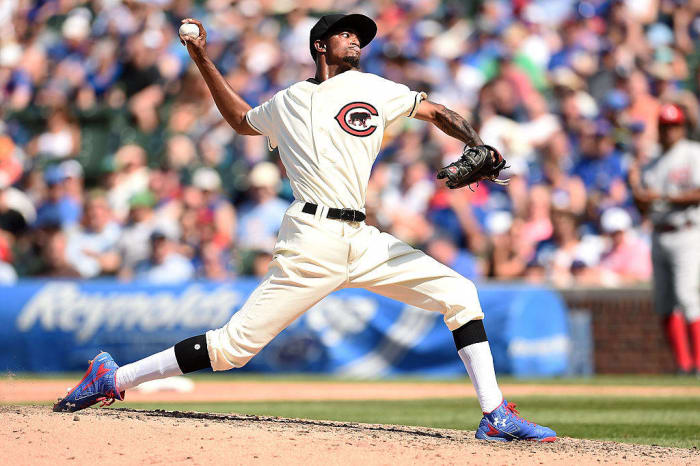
[44,165,67,186]
[309,14,377,60]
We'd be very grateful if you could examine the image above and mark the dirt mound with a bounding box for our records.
[3,405,698,465]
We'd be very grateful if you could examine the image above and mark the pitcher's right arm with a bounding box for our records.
[180,19,259,136]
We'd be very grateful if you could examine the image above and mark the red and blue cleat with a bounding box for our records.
[475,399,556,442]
[53,352,125,412]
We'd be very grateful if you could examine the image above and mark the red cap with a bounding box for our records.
[658,103,685,125]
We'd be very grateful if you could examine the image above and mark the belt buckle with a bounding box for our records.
[340,208,355,222]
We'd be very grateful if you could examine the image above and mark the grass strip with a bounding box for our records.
[117,396,700,449]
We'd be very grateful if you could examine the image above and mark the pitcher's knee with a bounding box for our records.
[205,327,258,371]
[442,277,483,331]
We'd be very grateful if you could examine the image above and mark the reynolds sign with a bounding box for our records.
[16,283,242,342]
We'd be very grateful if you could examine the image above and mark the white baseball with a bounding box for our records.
[179,23,200,39]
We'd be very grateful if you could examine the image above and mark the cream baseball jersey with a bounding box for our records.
[245,70,426,210]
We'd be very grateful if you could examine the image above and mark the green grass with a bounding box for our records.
[119,396,700,449]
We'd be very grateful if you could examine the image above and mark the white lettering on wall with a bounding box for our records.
[16,283,242,342]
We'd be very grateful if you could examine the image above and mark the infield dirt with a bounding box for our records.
[2,404,699,465]
[2,379,700,465]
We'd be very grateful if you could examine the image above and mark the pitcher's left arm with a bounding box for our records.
[414,100,507,189]
[414,100,483,147]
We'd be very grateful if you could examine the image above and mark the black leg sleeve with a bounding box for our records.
[174,334,212,373]
[452,320,488,351]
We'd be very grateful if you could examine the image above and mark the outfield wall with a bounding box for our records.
[0,280,569,377]
[560,287,675,374]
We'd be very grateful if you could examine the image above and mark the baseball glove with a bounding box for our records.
[437,145,509,189]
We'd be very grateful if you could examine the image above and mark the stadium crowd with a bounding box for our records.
[1,0,699,285]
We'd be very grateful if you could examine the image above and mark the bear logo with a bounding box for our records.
[349,111,371,128]
[335,102,379,137]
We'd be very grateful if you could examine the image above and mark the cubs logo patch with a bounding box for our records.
[335,102,379,137]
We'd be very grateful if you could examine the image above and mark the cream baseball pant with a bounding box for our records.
[206,201,484,370]
[651,226,700,322]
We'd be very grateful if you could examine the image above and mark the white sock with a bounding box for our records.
[458,342,503,413]
[115,347,183,392]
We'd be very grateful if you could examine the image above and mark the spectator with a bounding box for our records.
[593,207,652,286]
[251,249,274,279]
[117,190,181,279]
[520,185,554,250]
[486,211,531,280]
[531,207,604,287]
[237,162,289,252]
[36,227,80,278]
[27,107,81,161]
[34,165,81,229]
[539,132,587,214]
[59,159,85,206]
[133,230,194,284]
[196,240,234,281]
[381,160,436,245]
[521,93,561,148]
[190,167,236,248]
[107,144,150,223]
[65,190,121,278]
[623,69,660,144]
[148,165,183,225]
[572,119,627,205]
[426,234,480,281]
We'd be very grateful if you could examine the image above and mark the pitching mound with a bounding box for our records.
[3,405,698,465]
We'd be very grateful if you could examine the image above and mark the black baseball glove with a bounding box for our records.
[437,144,509,189]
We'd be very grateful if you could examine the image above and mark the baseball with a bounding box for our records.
[179,23,199,39]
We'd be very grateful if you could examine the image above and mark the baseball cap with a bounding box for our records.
[658,103,685,125]
[600,207,632,233]
[59,159,84,179]
[44,165,67,186]
[309,14,377,59]
[626,120,645,134]
[150,227,178,242]
[129,190,156,209]
[604,90,629,111]
[192,167,221,191]
[550,68,584,91]
[150,230,169,242]
[485,210,513,235]
[249,162,280,189]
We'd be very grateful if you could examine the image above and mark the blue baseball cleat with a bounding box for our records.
[53,352,125,412]
[475,399,556,442]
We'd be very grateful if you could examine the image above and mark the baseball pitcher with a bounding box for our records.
[55,14,555,442]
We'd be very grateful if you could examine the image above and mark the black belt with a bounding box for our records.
[302,203,366,222]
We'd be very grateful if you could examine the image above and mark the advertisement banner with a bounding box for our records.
[0,280,569,377]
